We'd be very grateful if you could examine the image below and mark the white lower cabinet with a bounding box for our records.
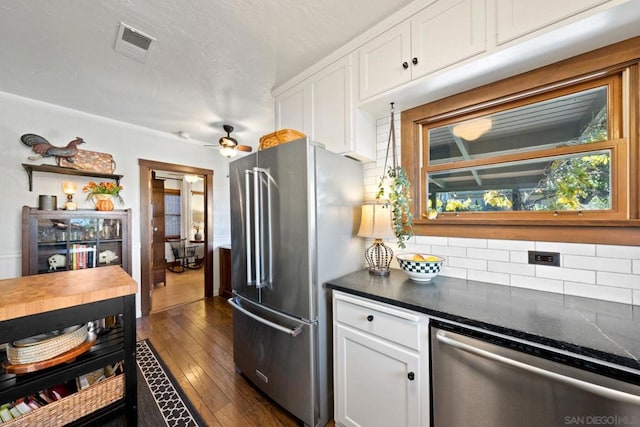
[333,292,429,427]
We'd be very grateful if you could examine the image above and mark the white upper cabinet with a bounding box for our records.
[309,57,350,155]
[496,0,614,45]
[275,54,375,161]
[275,85,305,132]
[411,0,486,78]
[359,0,487,101]
[359,21,413,101]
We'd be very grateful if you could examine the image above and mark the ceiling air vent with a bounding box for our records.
[114,22,156,63]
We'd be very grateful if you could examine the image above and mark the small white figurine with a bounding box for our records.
[48,254,66,271]
[99,250,119,264]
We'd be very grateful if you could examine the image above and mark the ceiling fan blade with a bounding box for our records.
[236,145,253,152]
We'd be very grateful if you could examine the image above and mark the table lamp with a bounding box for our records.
[358,202,395,276]
[62,181,78,210]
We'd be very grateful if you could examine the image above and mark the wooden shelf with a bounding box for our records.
[22,163,123,192]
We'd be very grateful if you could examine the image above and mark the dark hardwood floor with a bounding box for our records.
[136,297,335,426]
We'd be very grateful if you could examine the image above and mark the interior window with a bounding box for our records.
[164,190,181,238]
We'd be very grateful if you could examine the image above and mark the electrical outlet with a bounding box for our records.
[528,251,560,266]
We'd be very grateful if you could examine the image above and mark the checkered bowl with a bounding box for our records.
[397,253,445,282]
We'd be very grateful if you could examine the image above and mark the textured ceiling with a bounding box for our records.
[0,0,413,146]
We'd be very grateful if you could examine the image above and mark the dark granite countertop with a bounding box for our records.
[326,269,640,371]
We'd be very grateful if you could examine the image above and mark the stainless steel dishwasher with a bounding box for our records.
[430,321,640,427]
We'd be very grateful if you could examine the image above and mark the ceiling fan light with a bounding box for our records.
[452,118,493,141]
[220,146,238,158]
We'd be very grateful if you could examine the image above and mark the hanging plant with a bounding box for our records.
[376,103,414,249]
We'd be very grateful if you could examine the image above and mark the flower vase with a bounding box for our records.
[194,232,203,241]
[95,194,114,211]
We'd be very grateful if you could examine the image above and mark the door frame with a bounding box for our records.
[139,159,214,315]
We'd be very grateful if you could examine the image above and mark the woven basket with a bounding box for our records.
[259,129,306,150]
[4,374,124,426]
[7,325,88,365]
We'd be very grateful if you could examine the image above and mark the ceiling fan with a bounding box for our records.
[215,124,253,158]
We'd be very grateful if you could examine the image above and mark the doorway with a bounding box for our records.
[139,159,214,316]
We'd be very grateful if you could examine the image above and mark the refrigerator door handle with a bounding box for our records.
[436,330,640,405]
[256,167,274,286]
[244,169,254,286]
[253,167,263,288]
[228,298,303,336]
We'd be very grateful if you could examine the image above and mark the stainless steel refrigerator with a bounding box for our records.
[228,137,363,427]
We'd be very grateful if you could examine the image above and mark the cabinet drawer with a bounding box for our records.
[335,294,421,351]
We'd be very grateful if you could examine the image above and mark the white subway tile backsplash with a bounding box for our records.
[634,290,640,305]
[415,235,448,246]
[510,251,529,264]
[564,282,632,304]
[536,241,596,256]
[467,248,510,262]
[563,255,631,273]
[488,261,535,276]
[469,270,510,286]
[449,237,487,248]
[535,265,596,284]
[510,275,563,293]
[431,245,467,257]
[440,265,467,279]
[449,257,487,271]
[597,272,640,290]
[487,239,535,251]
[634,260,640,274]
[597,245,640,259]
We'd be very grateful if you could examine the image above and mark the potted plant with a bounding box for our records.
[376,103,414,249]
[83,181,124,211]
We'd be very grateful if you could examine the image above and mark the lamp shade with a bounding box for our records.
[61,181,77,195]
[357,202,395,239]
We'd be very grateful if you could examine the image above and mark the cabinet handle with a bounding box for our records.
[366,315,374,322]
[402,61,409,69]
[412,57,418,65]
[408,372,415,381]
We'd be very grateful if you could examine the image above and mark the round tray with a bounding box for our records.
[7,324,88,365]
[3,333,97,374]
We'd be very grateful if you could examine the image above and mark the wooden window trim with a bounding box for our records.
[401,36,640,245]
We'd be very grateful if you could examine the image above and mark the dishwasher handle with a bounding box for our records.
[436,330,640,406]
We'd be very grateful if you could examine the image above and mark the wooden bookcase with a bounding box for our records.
[22,207,131,276]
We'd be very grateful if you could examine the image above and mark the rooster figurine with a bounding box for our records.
[21,134,85,162]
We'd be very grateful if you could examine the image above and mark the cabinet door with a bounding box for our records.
[335,324,421,427]
[411,0,486,79]
[275,85,306,132]
[496,0,612,45]
[359,21,412,100]
[309,56,351,154]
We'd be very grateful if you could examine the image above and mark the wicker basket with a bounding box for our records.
[4,374,124,426]
[7,325,88,365]
[259,129,306,150]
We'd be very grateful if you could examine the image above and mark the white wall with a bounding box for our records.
[0,91,241,316]
[368,116,640,306]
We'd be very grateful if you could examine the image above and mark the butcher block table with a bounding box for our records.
[0,266,138,426]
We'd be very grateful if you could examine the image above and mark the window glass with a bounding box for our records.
[428,151,611,213]
[164,193,181,237]
[428,86,608,165]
